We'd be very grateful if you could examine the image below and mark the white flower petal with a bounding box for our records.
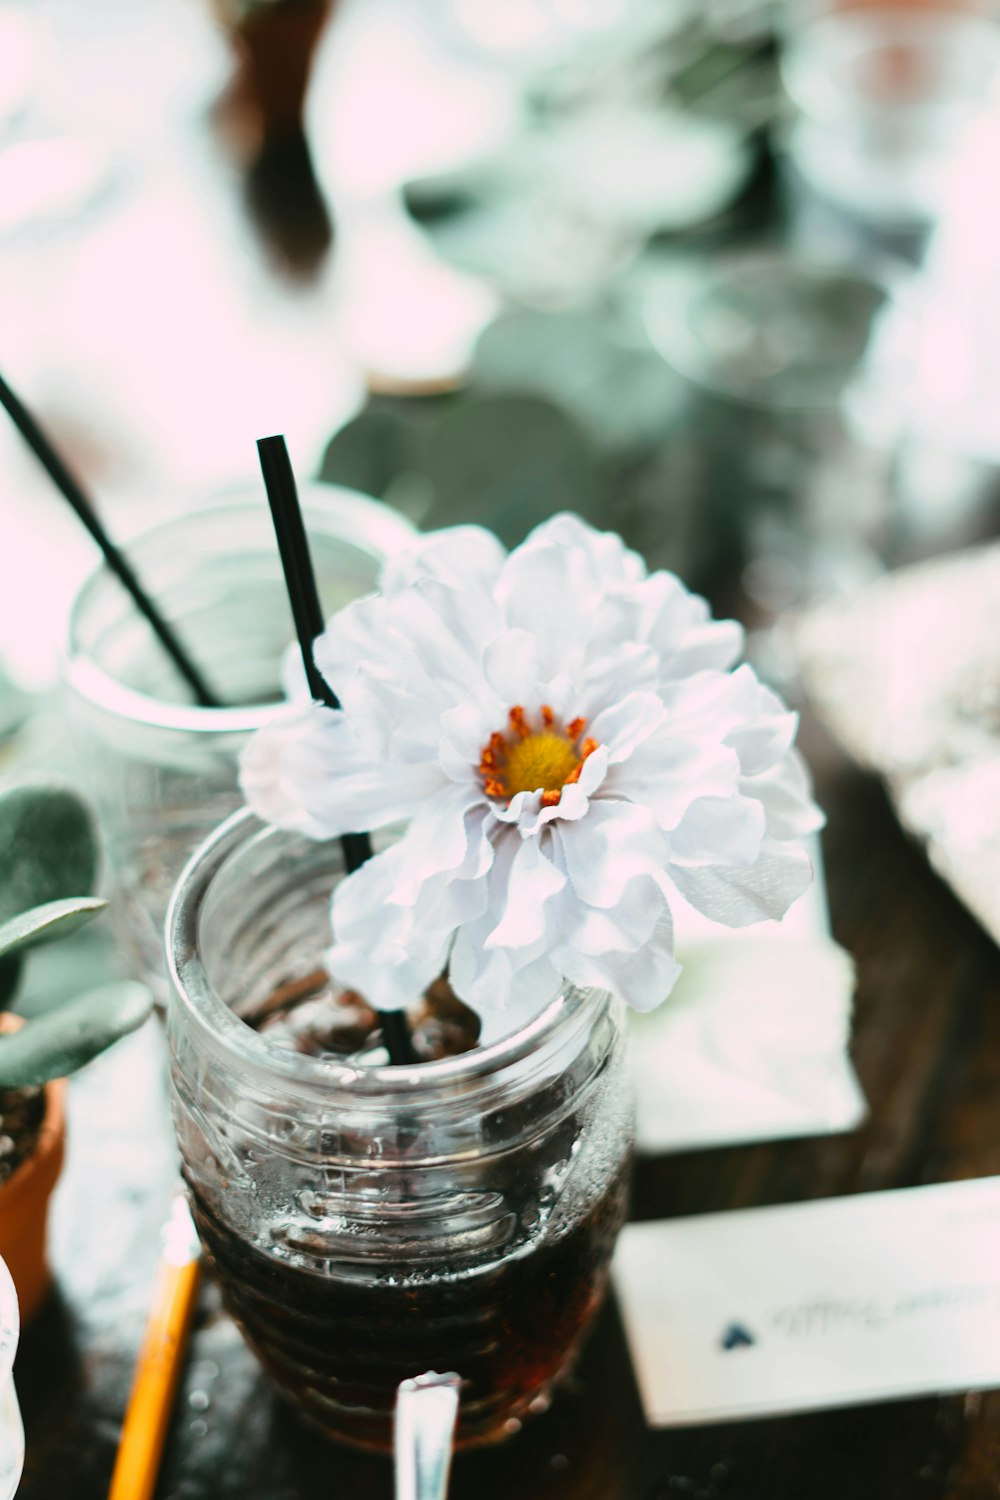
[381,525,507,597]
[315,579,501,755]
[669,837,814,927]
[576,743,610,797]
[314,600,455,758]
[578,642,660,717]
[481,629,542,706]
[451,922,562,1018]
[240,705,443,837]
[380,583,498,696]
[669,795,766,869]
[485,836,566,950]
[617,732,740,831]
[596,572,743,683]
[638,574,743,680]
[490,787,536,827]
[553,871,667,956]
[553,801,667,909]
[520,513,646,587]
[238,705,339,840]
[666,619,745,679]
[314,592,421,699]
[327,846,451,1011]
[588,691,665,764]
[448,836,565,1013]
[553,908,681,1012]
[660,665,758,739]
[438,693,505,775]
[537,671,576,718]
[659,667,795,777]
[744,749,826,841]
[529,783,587,832]
[496,547,590,682]
[725,684,798,777]
[388,784,492,906]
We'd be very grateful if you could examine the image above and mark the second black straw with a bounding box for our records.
[0,369,219,708]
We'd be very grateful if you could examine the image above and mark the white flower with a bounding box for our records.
[240,515,823,1020]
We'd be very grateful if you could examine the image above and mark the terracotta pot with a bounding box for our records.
[0,1078,66,1324]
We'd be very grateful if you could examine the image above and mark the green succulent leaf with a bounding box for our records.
[0,956,21,1010]
[0,782,99,924]
[0,898,107,964]
[0,980,153,1088]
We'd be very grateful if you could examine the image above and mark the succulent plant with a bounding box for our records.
[0,781,152,1090]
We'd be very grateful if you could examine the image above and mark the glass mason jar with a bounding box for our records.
[166,812,633,1451]
[64,486,414,1000]
[0,1255,22,1500]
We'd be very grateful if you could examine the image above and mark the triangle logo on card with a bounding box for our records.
[720,1322,756,1351]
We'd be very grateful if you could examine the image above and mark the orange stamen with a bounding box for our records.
[563,737,599,787]
[567,716,587,741]
[541,704,554,727]
[540,789,562,807]
[508,706,530,739]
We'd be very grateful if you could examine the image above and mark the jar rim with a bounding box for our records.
[167,809,604,1104]
[63,487,415,735]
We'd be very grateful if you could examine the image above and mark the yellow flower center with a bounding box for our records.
[479,707,599,808]
[505,731,580,795]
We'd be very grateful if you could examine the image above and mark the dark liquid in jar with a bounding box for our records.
[185,975,629,1450]
[189,1160,628,1449]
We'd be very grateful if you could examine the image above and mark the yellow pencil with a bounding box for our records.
[108,1196,201,1500]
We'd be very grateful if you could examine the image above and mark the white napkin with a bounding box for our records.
[630,839,865,1153]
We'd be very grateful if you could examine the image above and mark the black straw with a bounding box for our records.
[0,369,220,709]
[256,434,418,1067]
[257,435,338,709]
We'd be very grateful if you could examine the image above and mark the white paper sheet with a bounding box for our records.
[630,838,866,1153]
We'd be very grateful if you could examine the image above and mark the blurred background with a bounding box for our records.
[2,0,1000,695]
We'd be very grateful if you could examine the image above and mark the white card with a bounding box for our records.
[630,837,866,1153]
[614,1177,1000,1426]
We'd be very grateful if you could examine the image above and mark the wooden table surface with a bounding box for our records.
[13,709,1000,1500]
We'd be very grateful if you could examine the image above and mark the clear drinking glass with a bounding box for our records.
[780,4,1000,252]
[64,486,414,999]
[644,250,891,605]
[0,1256,23,1500]
[166,811,632,1451]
